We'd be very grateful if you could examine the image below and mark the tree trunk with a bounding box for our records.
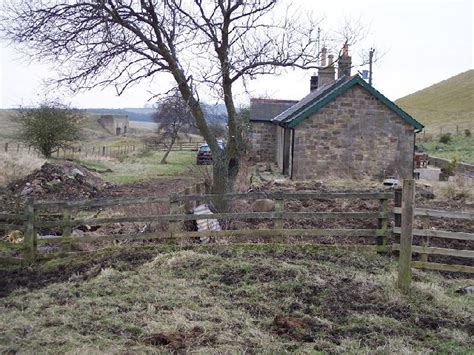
[160,133,177,164]
[210,148,231,212]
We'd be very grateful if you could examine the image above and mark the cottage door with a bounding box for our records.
[282,129,291,176]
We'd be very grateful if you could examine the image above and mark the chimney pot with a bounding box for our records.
[328,54,334,66]
[343,44,349,57]
[338,45,352,79]
[310,75,318,92]
[321,47,327,67]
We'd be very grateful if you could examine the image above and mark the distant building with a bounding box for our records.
[249,46,424,180]
[99,114,129,136]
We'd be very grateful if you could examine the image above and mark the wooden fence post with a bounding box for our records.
[420,216,430,263]
[62,207,72,252]
[169,195,179,238]
[377,198,388,253]
[195,183,201,206]
[274,195,284,232]
[397,179,415,294]
[184,187,192,212]
[394,188,402,228]
[4,142,8,152]
[23,198,36,263]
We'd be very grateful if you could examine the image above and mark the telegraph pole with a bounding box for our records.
[317,27,321,66]
[369,48,375,85]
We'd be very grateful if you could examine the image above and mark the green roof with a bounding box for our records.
[276,75,424,131]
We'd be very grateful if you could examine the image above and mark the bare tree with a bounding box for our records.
[1,1,364,208]
[154,91,194,164]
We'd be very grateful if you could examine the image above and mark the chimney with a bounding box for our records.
[318,51,335,87]
[338,44,352,79]
[310,74,318,92]
[321,47,327,67]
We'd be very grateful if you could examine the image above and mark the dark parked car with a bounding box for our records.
[196,140,224,165]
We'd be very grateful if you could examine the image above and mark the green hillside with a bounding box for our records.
[396,70,474,135]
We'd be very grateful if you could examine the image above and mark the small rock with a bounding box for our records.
[71,168,85,177]
[72,229,85,237]
[252,199,276,212]
[420,190,435,199]
[455,286,474,295]
[20,187,33,196]
[32,179,43,186]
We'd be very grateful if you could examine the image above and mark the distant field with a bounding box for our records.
[396,70,474,135]
[79,150,196,184]
[420,134,474,165]
[0,110,20,143]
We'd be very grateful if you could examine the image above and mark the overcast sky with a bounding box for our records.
[0,0,472,109]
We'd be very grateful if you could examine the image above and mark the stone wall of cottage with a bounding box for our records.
[250,122,277,162]
[292,85,415,180]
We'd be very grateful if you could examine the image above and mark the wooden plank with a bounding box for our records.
[274,198,284,231]
[169,198,179,237]
[411,261,474,274]
[398,179,415,294]
[22,198,36,262]
[0,213,27,221]
[37,228,384,245]
[174,191,394,202]
[392,227,474,241]
[62,207,72,252]
[36,211,386,228]
[393,207,473,220]
[0,241,24,249]
[0,223,25,230]
[0,256,24,265]
[34,191,394,209]
[392,244,474,259]
[377,198,388,253]
[34,195,169,209]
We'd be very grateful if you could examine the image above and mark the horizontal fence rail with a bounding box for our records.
[392,227,473,241]
[35,211,389,228]
[393,207,473,220]
[174,191,394,202]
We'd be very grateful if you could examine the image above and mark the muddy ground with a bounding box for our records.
[0,246,472,353]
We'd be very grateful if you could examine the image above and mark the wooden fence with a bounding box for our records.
[392,179,474,293]
[0,190,391,264]
[2,141,206,158]
[155,142,205,152]
[1,181,472,295]
[2,142,145,158]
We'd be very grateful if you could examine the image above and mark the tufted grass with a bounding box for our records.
[1,245,472,353]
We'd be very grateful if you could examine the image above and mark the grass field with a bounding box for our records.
[79,150,196,184]
[0,110,21,143]
[0,245,472,353]
[420,134,474,165]
[397,70,474,135]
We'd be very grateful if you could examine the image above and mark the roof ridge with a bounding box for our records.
[283,75,424,130]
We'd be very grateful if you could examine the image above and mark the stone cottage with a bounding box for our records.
[249,46,424,180]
